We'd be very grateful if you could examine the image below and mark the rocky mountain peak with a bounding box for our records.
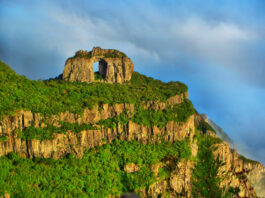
[62,47,134,83]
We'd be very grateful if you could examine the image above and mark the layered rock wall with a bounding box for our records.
[0,92,263,197]
[0,115,194,159]
[0,93,188,158]
[62,47,134,83]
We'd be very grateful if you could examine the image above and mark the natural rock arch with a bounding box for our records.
[62,47,134,83]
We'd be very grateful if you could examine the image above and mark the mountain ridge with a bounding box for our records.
[0,48,264,197]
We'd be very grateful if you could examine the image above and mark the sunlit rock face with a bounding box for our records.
[62,47,134,83]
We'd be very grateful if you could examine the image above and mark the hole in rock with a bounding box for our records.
[93,62,99,72]
[93,62,103,80]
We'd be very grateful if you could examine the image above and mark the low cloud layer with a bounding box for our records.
[0,0,265,164]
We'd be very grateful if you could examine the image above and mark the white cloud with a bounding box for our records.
[170,18,258,67]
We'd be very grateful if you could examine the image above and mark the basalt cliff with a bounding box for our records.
[0,48,264,197]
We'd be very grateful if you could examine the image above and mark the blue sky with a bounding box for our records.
[0,0,265,164]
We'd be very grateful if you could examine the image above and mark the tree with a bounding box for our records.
[192,135,239,198]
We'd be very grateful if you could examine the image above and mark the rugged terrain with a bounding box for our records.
[202,115,265,197]
[0,48,264,197]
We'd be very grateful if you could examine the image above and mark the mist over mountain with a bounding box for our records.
[201,114,234,147]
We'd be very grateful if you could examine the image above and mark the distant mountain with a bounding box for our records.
[201,114,234,147]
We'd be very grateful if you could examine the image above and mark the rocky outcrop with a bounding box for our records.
[0,95,263,197]
[124,163,140,173]
[142,92,188,110]
[247,165,265,197]
[170,159,193,197]
[201,113,265,197]
[62,47,134,83]
[213,141,265,197]
[0,92,188,157]
[0,115,195,159]
[137,140,261,198]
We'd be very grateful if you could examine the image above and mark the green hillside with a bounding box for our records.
[0,60,244,197]
[0,60,187,119]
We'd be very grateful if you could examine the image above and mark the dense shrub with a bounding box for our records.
[238,154,258,164]
[197,120,215,134]
[192,133,239,197]
[20,122,96,141]
[0,139,191,197]
[0,135,8,142]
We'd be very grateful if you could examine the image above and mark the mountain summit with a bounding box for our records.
[63,47,134,83]
[0,49,264,197]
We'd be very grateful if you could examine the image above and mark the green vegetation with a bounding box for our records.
[20,122,96,141]
[131,99,194,127]
[0,135,8,142]
[74,50,126,59]
[98,111,130,129]
[0,139,191,197]
[197,119,215,134]
[205,135,223,145]
[192,134,239,198]
[74,52,92,59]
[238,154,259,164]
[103,52,126,58]
[19,99,194,141]
[94,72,103,80]
[98,99,194,129]
[0,60,187,119]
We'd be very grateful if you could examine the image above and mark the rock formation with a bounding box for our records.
[62,47,134,83]
[0,93,189,159]
[0,94,264,197]
[198,113,265,197]
[1,56,264,197]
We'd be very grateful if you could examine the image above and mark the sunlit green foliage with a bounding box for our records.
[19,99,194,141]
[192,134,239,198]
[98,99,194,129]
[131,99,194,127]
[0,61,187,119]
[74,49,126,59]
[0,135,8,142]
[20,122,97,141]
[197,119,215,134]
[238,154,258,165]
[0,139,191,197]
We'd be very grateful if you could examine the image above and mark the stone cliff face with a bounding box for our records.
[131,136,264,198]
[0,93,188,158]
[62,47,134,83]
[201,113,265,197]
[0,93,262,197]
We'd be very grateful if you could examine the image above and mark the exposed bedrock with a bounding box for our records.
[62,47,134,83]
